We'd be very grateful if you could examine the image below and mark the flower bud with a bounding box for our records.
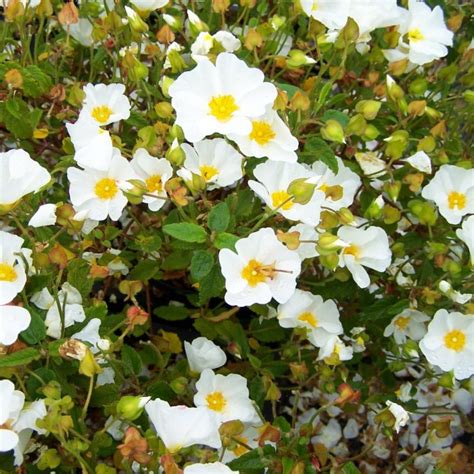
[58,1,79,26]
[386,75,404,101]
[363,124,380,140]
[244,28,263,51]
[321,120,345,144]
[337,208,354,224]
[463,90,474,104]
[409,78,428,96]
[407,100,426,117]
[159,76,174,97]
[289,90,310,111]
[383,205,401,224]
[4,69,23,89]
[319,253,339,271]
[346,114,366,136]
[187,9,208,34]
[117,396,150,421]
[155,101,174,119]
[385,130,409,159]
[319,210,339,229]
[162,14,182,30]
[166,139,185,166]
[355,100,381,120]
[287,178,315,205]
[125,6,149,33]
[287,50,316,68]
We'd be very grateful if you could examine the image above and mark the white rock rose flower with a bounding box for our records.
[0,231,27,305]
[79,83,131,126]
[179,139,244,190]
[386,401,410,433]
[129,0,168,12]
[0,305,31,345]
[194,369,257,423]
[384,309,429,344]
[219,228,301,307]
[0,149,51,209]
[419,310,474,380]
[145,399,222,453]
[337,226,392,289]
[421,165,474,225]
[184,463,238,474]
[456,215,474,265]
[184,337,227,373]
[288,223,319,260]
[169,53,277,142]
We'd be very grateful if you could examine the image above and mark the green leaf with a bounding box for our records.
[129,259,159,281]
[1,98,40,139]
[121,345,142,375]
[147,381,175,401]
[154,305,189,321]
[163,223,208,243]
[250,318,286,343]
[22,65,53,98]
[91,384,119,407]
[228,445,275,470]
[20,307,46,345]
[342,462,362,474]
[322,109,350,127]
[67,259,93,300]
[0,348,41,368]
[303,137,339,174]
[208,202,231,232]
[198,264,225,304]
[190,250,214,280]
[213,232,239,250]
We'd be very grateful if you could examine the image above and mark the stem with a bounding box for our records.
[81,375,95,421]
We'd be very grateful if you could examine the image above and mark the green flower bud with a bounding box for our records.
[287,178,316,205]
[160,76,174,97]
[170,376,188,394]
[463,90,474,104]
[166,139,185,166]
[409,78,428,96]
[321,119,345,144]
[125,6,149,33]
[363,124,380,140]
[385,130,409,159]
[346,114,367,136]
[355,100,381,120]
[384,181,402,201]
[287,50,316,68]
[117,396,150,421]
[438,371,455,389]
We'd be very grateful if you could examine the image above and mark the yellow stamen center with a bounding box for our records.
[444,329,466,352]
[0,263,17,282]
[408,28,425,43]
[241,259,276,287]
[395,316,410,330]
[447,191,466,210]
[249,121,276,146]
[271,190,294,210]
[206,391,227,412]
[145,175,163,193]
[91,105,113,124]
[208,95,239,122]
[200,165,219,182]
[298,311,318,328]
[343,244,361,259]
[95,178,118,200]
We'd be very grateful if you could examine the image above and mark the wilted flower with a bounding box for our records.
[219,228,301,306]
[184,337,227,373]
[386,401,410,433]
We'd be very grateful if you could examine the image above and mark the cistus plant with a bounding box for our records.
[0,0,473,472]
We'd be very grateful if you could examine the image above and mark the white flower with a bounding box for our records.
[145,399,222,453]
[311,157,361,211]
[388,0,453,66]
[289,223,319,260]
[457,216,474,265]
[249,161,325,225]
[66,118,114,171]
[317,334,353,362]
[402,151,432,174]
[0,231,27,305]
[386,401,410,433]
[184,337,227,373]
[439,280,472,305]
[313,418,342,449]
[184,463,237,474]
[129,0,168,11]
[277,289,343,347]
[179,139,244,190]
[0,305,31,345]
[384,309,429,344]
[300,0,350,31]
[214,31,241,53]
[28,204,57,228]
[130,148,173,212]
[343,419,359,439]
[419,309,474,380]
[79,83,131,126]
[68,149,136,222]
[169,53,277,142]
[0,380,24,452]
[228,107,298,162]
[421,165,474,225]
[194,369,257,423]
[67,18,94,47]
[191,31,241,63]
[0,149,51,208]
[337,226,392,289]
[72,318,110,353]
[354,151,386,178]
[31,283,86,339]
[219,228,301,307]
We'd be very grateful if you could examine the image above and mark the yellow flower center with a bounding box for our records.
[444,329,466,352]
[95,178,118,200]
[241,259,276,287]
[249,121,276,145]
[447,191,466,210]
[208,95,239,122]
[200,165,219,182]
[0,263,17,282]
[91,105,113,124]
[206,391,227,412]
[298,311,318,328]
[271,190,294,210]
[145,174,163,193]
[408,28,425,43]
[343,244,361,259]
[395,316,410,330]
